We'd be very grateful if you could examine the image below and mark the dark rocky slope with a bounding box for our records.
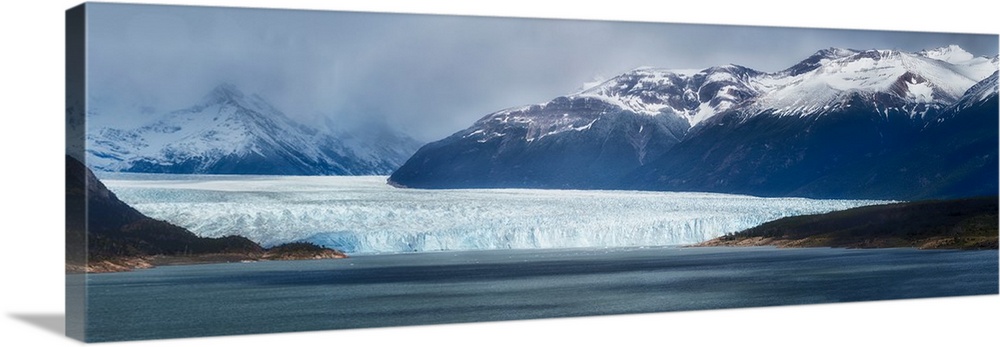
[66,155,345,273]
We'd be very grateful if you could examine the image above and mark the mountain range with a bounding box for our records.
[388,45,998,200]
[86,84,422,175]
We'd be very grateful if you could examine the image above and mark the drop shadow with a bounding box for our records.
[9,313,65,337]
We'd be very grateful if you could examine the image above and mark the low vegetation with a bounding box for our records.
[699,197,998,250]
[263,242,347,260]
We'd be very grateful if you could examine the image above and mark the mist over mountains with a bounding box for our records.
[77,44,998,200]
[85,84,422,175]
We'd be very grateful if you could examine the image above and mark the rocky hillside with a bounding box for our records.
[66,155,345,273]
[698,197,998,249]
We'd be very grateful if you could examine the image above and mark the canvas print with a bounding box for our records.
[66,2,999,343]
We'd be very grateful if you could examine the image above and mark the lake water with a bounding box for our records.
[76,246,999,342]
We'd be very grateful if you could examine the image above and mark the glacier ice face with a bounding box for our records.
[103,175,890,254]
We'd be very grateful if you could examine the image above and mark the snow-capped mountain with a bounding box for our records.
[389,45,998,199]
[87,84,422,175]
[918,44,998,79]
[388,94,690,189]
[628,49,997,199]
[572,64,763,126]
[574,45,995,123]
[751,49,978,117]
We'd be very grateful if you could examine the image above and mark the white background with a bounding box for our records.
[0,1,997,346]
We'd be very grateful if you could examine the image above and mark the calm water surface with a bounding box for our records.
[76,247,999,342]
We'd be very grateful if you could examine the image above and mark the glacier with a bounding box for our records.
[102,175,890,254]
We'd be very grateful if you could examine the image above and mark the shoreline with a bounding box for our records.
[691,236,999,250]
[693,197,998,251]
[70,242,1000,275]
[68,249,349,274]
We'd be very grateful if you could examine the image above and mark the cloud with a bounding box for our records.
[86,3,998,141]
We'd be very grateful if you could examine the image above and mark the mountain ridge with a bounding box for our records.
[87,84,422,175]
[388,45,999,199]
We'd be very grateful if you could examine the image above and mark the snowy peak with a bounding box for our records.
[572,65,761,126]
[846,49,903,61]
[578,67,695,97]
[464,94,626,144]
[140,85,271,142]
[919,45,975,64]
[572,46,996,124]
[751,46,995,116]
[205,82,245,102]
[782,47,859,76]
[88,84,316,172]
[818,47,860,58]
[481,45,996,131]
[190,83,285,120]
[576,67,700,115]
[460,63,768,144]
[827,48,985,99]
[917,45,999,81]
[86,84,422,175]
[702,64,762,77]
[194,83,251,113]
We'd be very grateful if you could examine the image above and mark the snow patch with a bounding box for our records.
[906,81,935,103]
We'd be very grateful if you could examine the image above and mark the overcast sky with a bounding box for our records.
[86,3,999,141]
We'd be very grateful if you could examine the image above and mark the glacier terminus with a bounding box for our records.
[102,175,889,254]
